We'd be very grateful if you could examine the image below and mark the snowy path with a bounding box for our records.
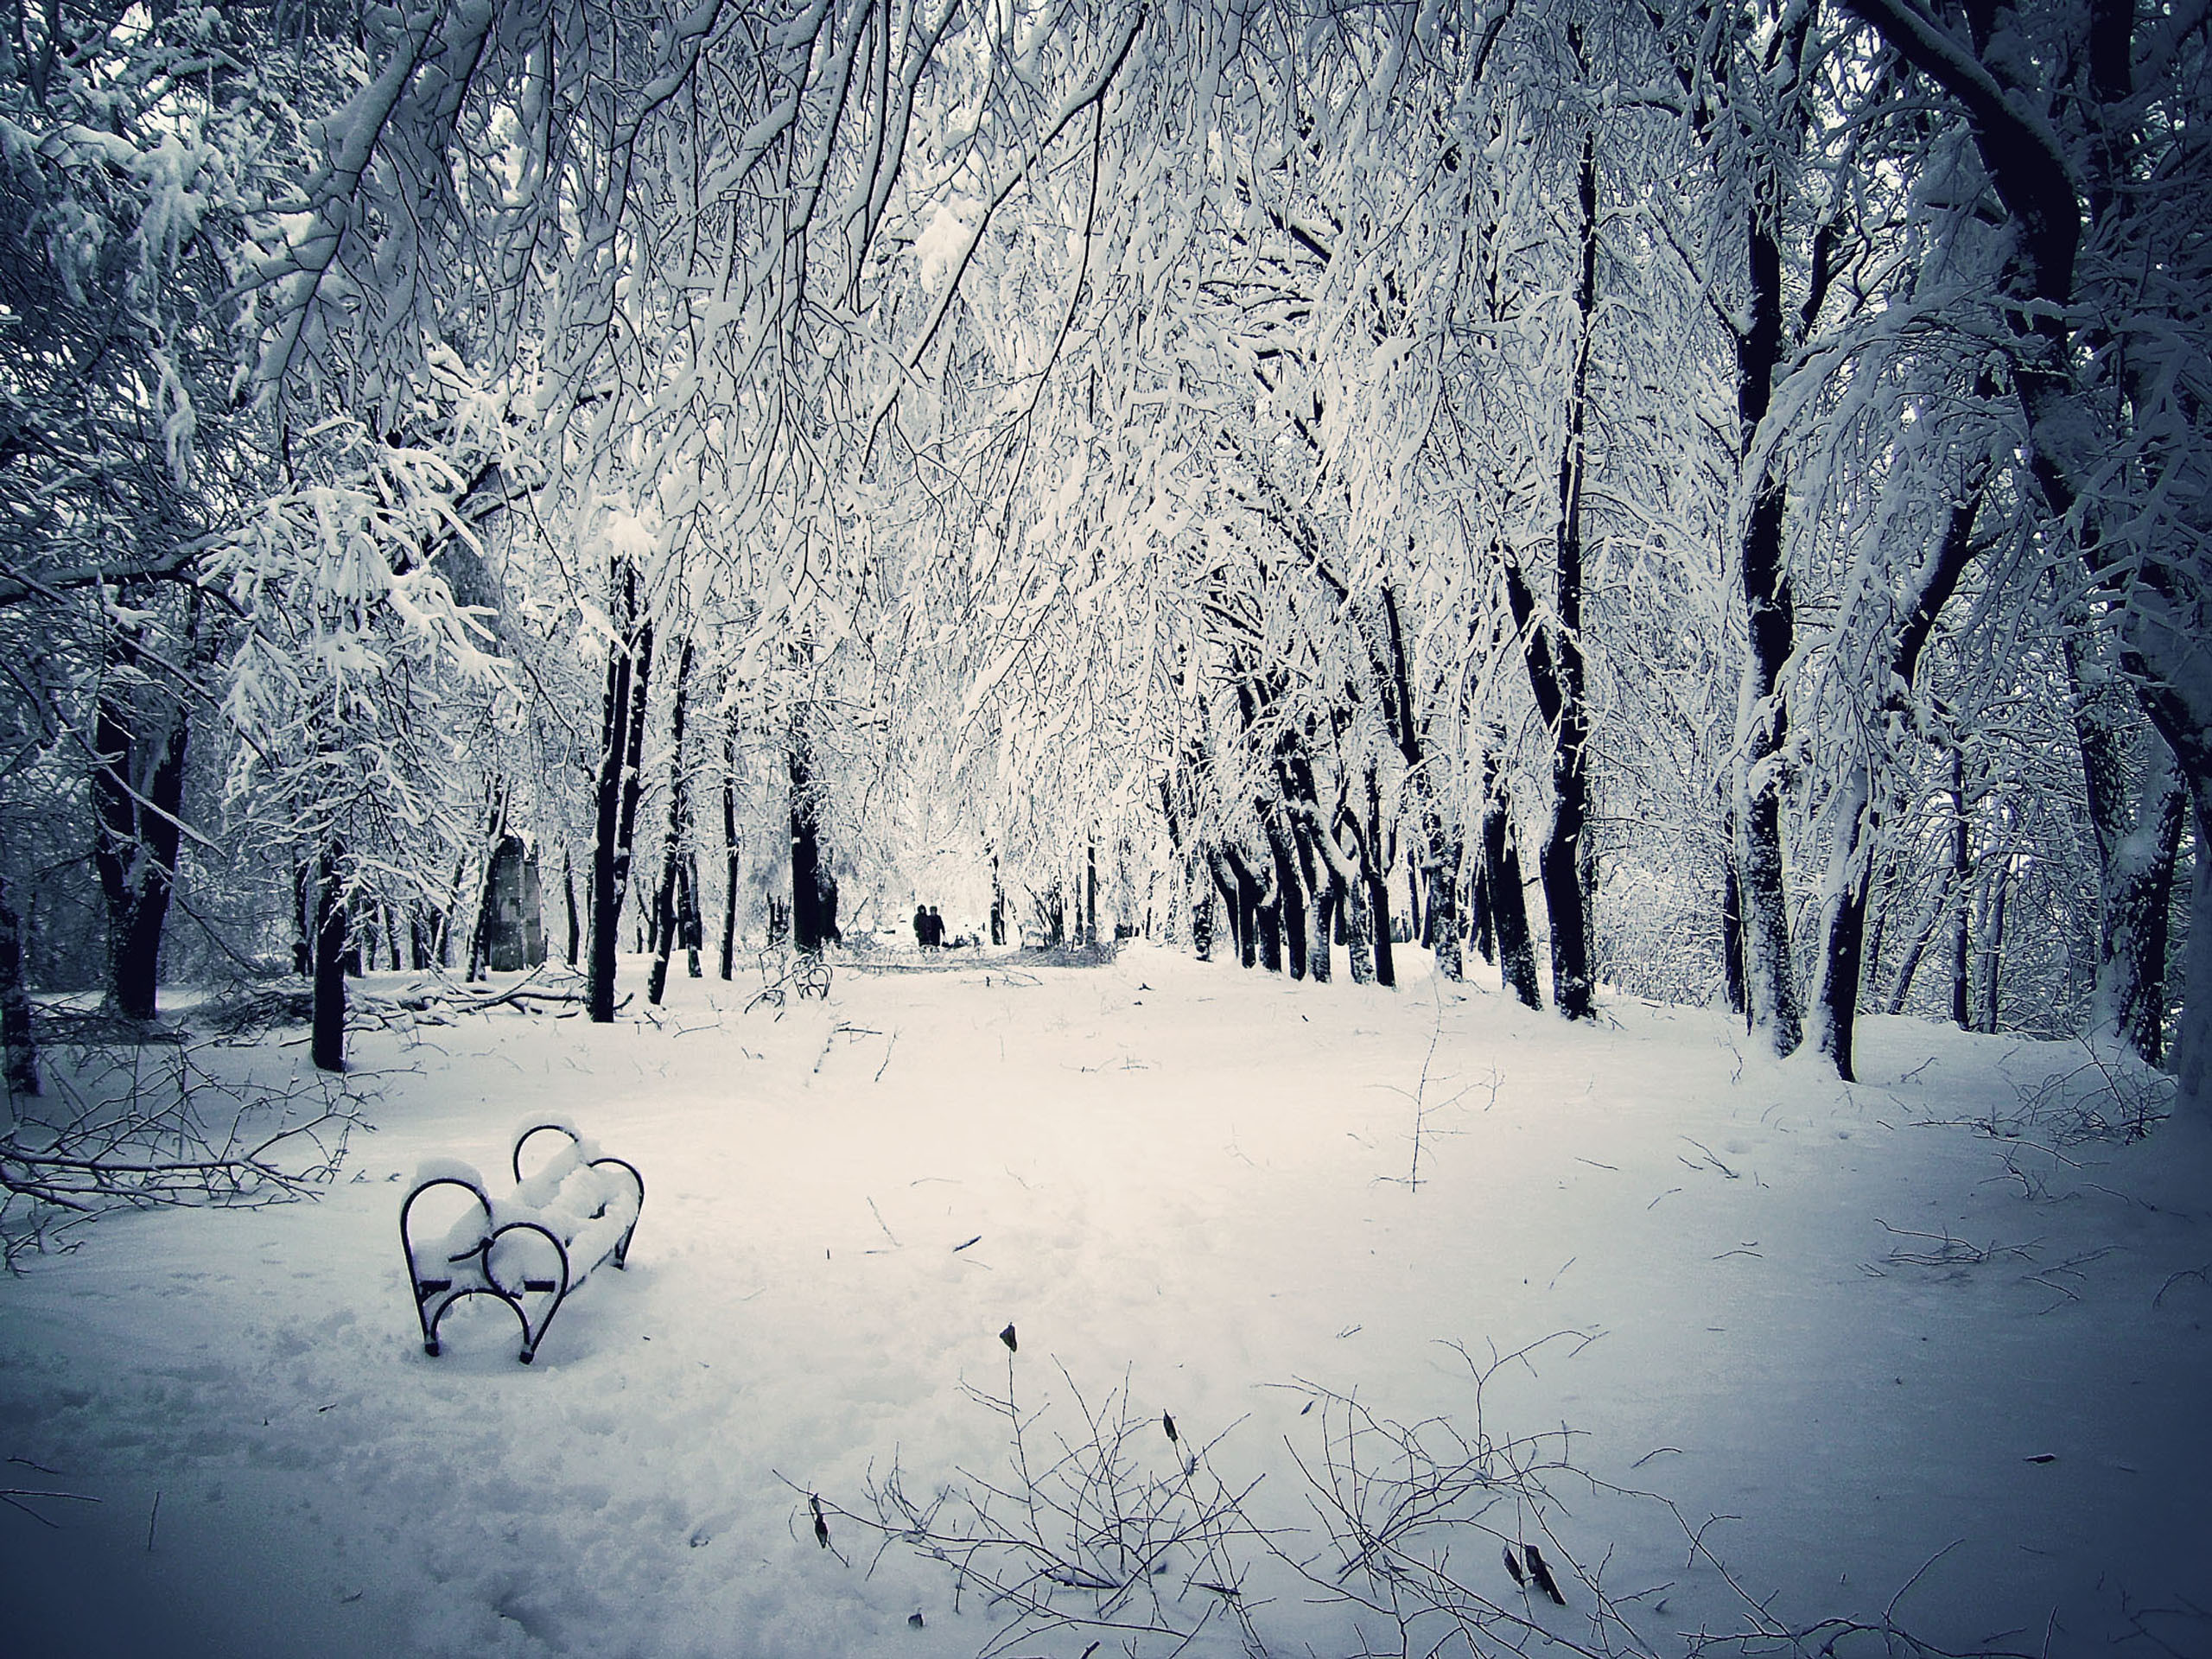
[3,946,2206,1656]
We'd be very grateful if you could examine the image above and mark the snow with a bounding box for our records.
[3,945,2208,1656]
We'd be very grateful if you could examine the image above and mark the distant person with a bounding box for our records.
[925,906,944,949]
[913,903,928,950]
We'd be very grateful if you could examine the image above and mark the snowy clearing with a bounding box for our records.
[3,946,2208,1657]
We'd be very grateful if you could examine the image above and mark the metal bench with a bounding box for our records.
[400,1122,644,1363]
[749,945,832,1012]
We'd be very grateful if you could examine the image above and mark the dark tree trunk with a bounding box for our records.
[1364,772,1396,988]
[1948,745,1972,1029]
[720,719,743,979]
[1085,842,1098,946]
[2,873,40,1098]
[311,842,347,1072]
[563,848,581,969]
[1471,847,1496,967]
[991,855,1007,946]
[1219,847,1261,969]
[1731,186,1802,1054]
[1520,130,1599,1020]
[1481,779,1541,1011]
[1262,810,1307,979]
[91,634,191,1024]
[1721,836,1747,1017]
[588,562,652,1023]
[789,722,837,954]
[649,642,696,1006]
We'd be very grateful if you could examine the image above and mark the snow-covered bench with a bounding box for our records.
[749,945,831,1011]
[399,1122,645,1363]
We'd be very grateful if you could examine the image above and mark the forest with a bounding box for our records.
[1,0,2207,1100]
[4,3,2212,1654]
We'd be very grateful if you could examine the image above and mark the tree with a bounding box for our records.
[1844,0,2212,1109]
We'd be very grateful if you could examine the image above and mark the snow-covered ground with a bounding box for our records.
[3,944,2207,1656]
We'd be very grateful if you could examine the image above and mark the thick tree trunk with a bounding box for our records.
[789,721,837,954]
[1729,188,1803,1054]
[1471,850,1496,968]
[588,563,652,1023]
[1293,817,1330,983]
[1,873,39,1099]
[91,640,190,1024]
[1302,806,1372,984]
[1424,833,1464,983]
[2076,691,2189,1062]
[1482,785,1541,1011]
[1262,810,1306,980]
[311,842,347,1073]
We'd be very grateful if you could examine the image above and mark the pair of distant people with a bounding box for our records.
[912,904,946,950]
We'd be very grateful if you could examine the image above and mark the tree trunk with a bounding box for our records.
[1364,772,1396,988]
[790,720,837,954]
[311,842,347,1073]
[91,634,191,1024]
[720,720,743,979]
[1,873,40,1099]
[1218,846,1262,969]
[588,562,652,1023]
[1850,0,2212,1116]
[1482,783,1541,1011]
[2170,785,2212,1112]
[1729,192,1802,1054]
[648,642,696,1006]
[1721,838,1746,1016]
[2076,690,2189,1062]
[1948,745,1972,1029]
[1980,859,2010,1034]
[1425,832,1464,983]
[563,848,581,969]
[463,780,510,983]
[1471,848,1496,968]
[1262,810,1306,979]
[1294,817,1331,983]
[1811,496,1983,1077]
